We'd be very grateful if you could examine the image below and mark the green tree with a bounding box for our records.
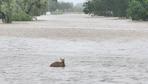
[48,0,58,12]
[0,0,48,23]
[128,0,148,20]
[83,1,94,14]
[16,0,48,16]
[111,0,129,17]
[83,0,129,17]
[0,0,13,23]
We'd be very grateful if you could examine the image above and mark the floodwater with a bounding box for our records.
[0,14,148,84]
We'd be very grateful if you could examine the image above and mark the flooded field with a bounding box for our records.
[0,14,148,84]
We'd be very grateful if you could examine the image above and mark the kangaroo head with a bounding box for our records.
[60,58,65,63]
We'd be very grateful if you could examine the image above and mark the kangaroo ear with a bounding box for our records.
[60,58,62,60]
[60,58,64,61]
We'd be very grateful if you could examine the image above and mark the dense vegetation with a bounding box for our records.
[128,0,148,20]
[0,0,83,23]
[0,0,13,23]
[0,0,48,23]
[83,0,148,21]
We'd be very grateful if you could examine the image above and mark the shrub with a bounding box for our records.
[127,0,148,20]
[12,11,32,21]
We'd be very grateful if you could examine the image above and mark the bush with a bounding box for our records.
[12,11,32,21]
[127,0,148,20]
[83,0,129,17]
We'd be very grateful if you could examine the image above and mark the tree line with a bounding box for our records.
[83,0,148,21]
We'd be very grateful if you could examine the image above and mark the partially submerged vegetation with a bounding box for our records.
[127,0,148,21]
[0,0,48,23]
[83,0,148,21]
[0,0,147,23]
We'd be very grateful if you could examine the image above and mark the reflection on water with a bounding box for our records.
[0,37,148,84]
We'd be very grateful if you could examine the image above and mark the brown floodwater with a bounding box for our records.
[0,14,148,84]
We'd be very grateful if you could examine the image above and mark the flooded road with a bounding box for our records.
[0,14,148,84]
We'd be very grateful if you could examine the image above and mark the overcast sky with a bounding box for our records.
[58,0,86,4]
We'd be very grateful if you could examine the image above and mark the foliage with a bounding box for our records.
[16,0,48,16]
[12,10,32,21]
[83,0,148,20]
[83,0,129,17]
[0,0,13,23]
[0,0,48,23]
[48,0,58,12]
[83,1,94,14]
[127,0,148,20]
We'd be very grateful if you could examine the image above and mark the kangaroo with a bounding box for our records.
[50,58,65,67]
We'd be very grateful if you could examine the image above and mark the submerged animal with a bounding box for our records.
[50,58,65,67]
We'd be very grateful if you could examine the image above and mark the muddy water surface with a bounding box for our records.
[0,14,148,84]
[0,37,148,84]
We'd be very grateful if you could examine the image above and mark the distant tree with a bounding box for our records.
[52,0,57,2]
[57,2,73,12]
[72,3,83,12]
[48,0,74,13]
[83,1,94,14]
[48,0,58,12]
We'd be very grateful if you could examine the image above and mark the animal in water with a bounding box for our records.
[50,58,65,67]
